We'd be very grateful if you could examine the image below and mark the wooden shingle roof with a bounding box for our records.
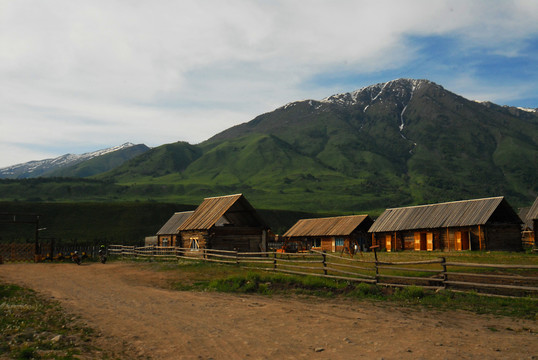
[283,215,372,238]
[527,197,538,222]
[156,211,194,235]
[178,194,266,231]
[369,196,520,233]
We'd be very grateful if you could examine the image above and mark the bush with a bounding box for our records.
[346,282,383,299]
[395,285,425,300]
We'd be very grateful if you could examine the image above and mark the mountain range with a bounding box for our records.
[1,79,537,213]
[0,143,149,179]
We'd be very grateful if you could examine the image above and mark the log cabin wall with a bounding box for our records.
[372,228,478,251]
[532,219,538,248]
[157,234,178,247]
[180,230,208,250]
[372,225,522,251]
[211,227,263,252]
[521,230,534,249]
[402,232,415,250]
[485,224,522,251]
[442,227,469,250]
[368,196,523,252]
[320,238,333,252]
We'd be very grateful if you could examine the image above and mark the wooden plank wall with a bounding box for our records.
[486,224,522,250]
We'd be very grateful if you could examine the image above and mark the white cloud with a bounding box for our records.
[1,0,538,167]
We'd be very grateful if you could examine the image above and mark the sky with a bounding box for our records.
[1,0,538,168]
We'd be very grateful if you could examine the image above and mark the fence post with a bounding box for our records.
[236,250,239,265]
[370,245,379,284]
[441,257,447,289]
[273,251,277,270]
[322,250,327,275]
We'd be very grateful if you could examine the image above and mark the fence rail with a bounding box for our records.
[107,245,538,297]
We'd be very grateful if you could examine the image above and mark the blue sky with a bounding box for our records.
[1,0,538,167]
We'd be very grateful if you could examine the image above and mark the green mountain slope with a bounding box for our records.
[101,141,202,182]
[1,79,537,213]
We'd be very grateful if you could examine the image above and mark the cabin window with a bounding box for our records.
[335,237,344,246]
[190,237,200,251]
[312,239,321,248]
[162,238,169,247]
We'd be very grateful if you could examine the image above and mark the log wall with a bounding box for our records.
[371,224,522,252]
[485,224,522,251]
[179,227,263,252]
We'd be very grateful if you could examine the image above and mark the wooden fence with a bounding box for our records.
[108,245,538,297]
[0,243,35,262]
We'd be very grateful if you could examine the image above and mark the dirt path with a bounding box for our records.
[0,263,536,359]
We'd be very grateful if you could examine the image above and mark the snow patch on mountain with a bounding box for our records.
[516,107,537,113]
[321,79,428,108]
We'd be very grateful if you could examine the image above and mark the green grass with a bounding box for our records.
[129,257,538,320]
[0,282,122,359]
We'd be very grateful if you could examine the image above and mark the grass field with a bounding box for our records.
[127,251,538,320]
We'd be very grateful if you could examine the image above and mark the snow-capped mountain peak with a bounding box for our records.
[320,78,432,107]
[0,143,138,179]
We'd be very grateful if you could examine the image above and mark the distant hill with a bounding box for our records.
[1,79,537,213]
[0,143,149,179]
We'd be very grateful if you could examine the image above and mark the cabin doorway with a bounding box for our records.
[385,234,392,252]
[414,232,427,251]
[414,232,433,251]
[455,231,470,251]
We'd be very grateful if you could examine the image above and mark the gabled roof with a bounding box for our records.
[527,197,538,222]
[178,194,266,231]
[156,211,194,235]
[519,207,533,230]
[369,196,521,233]
[283,215,372,238]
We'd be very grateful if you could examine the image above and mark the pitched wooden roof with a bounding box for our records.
[156,211,194,235]
[527,197,538,222]
[283,215,372,238]
[178,194,266,231]
[518,207,532,230]
[369,196,521,233]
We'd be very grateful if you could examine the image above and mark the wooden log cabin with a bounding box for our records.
[522,197,538,249]
[156,211,194,246]
[283,215,373,253]
[177,194,269,253]
[368,196,522,252]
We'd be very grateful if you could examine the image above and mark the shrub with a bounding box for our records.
[395,285,425,300]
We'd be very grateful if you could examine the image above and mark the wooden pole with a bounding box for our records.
[34,218,39,259]
[322,250,327,275]
[441,257,447,289]
[370,245,380,284]
[479,225,482,250]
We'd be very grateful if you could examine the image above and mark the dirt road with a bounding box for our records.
[0,262,536,359]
